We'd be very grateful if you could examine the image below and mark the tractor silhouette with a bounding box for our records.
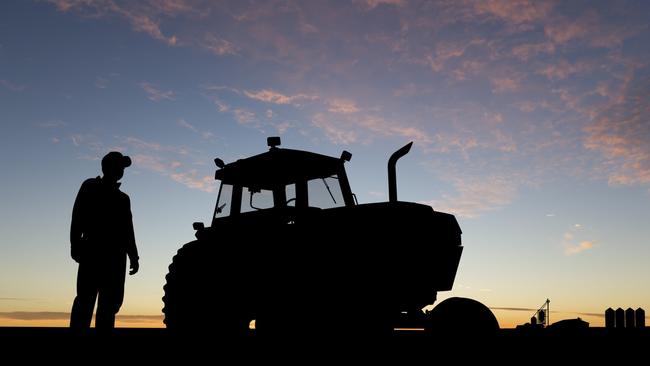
[162,137,498,337]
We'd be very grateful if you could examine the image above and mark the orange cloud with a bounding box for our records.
[203,33,237,56]
[421,175,518,218]
[140,82,175,102]
[565,241,595,255]
[357,0,406,10]
[473,0,553,24]
[511,42,555,61]
[583,71,650,186]
[537,60,592,80]
[48,0,180,46]
[311,113,357,145]
[244,89,318,106]
[490,76,520,93]
[327,98,360,114]
[0,79,26,91]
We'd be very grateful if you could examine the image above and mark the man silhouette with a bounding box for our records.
[69,151,139,329]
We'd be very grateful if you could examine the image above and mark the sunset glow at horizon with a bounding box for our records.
[1,0,650,330]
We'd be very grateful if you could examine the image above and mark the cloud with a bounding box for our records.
[94,76,109,89]
[472,0,554,24]
[327,98,360,114]
[489,307,537,312]
[583,71,650,186]
[0,311,69,320]
[273,121,291,134]
[233,108,256,124]
[203,33,237,56]
[0,311,163,322]
[37,120,67,128]
[565,240,595,255]
[357,0,406,10]
[170,171,216,193]
[537,60,592,81]
[311,113,357,145]
[244,89,318,106]
[177,118,198,133]
[422,176,518,218]
[48,0,179,46]
[511,42,555,61]
[562,223,596,255]
[140,82,175,101]
[490,76,520,93]
[0,79,25,91]
[177,119,214,140]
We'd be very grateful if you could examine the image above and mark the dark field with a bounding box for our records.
[1,327,648,362]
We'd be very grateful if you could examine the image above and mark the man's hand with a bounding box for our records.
[70,238,83,263]
[129,257,139,275]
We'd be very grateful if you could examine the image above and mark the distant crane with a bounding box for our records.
[531,299,550,327]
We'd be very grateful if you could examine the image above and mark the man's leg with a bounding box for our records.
[96,259,126,329]
[70,262,98,329]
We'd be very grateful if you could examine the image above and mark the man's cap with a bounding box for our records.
[102,151,132,168]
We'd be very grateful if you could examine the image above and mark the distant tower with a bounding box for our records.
[636,308,645,328]
[625,308,635,329]
[615,308,625,328]
[605,308,615,328]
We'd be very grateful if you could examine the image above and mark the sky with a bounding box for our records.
[1,0,649,329]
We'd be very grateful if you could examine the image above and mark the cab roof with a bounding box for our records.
[214,147,344,189]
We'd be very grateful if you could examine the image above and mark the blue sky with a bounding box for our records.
[1,0,649,328]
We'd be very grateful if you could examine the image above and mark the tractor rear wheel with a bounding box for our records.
[425,297,499,337]
[162,241,253,336]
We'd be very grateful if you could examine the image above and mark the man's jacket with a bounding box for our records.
[70,177,138,263]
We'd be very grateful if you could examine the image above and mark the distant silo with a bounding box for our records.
[615,308,625,328]
[530,316,537,325]
[605,308,615,328]
[636,308,645,328]
[538,309,546,325]
[625,308,635,328]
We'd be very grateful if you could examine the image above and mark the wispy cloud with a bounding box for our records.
[244,89,318,106]
[327,98,360,114]
[177,119,214,139]
[311,113,357,145]
[490,76,520,94]
[537,60,592,81]
[37,120,67,128]
[0,311,163,322]
[565,240,595,255]
[0,311,69,320]
[356,0,406,10]
[472,0,554,25]
[48,0,180,46]
[563,224,596,255]
[421,176,518,218]
[233,108,256,125]
[203,33,237,56]
[140,82,175,102]
[94,76,109,89]
[0,79,25,91]
[583,70,650,186]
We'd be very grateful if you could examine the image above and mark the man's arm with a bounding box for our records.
[70,181,88,263]
[124,195,139,275]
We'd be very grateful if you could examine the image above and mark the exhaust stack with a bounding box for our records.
[388,142,413,202]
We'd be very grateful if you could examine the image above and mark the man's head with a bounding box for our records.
[101,151,132,183]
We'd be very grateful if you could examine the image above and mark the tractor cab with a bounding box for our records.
[210,137,355,225]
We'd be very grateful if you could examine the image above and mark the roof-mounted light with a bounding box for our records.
[340,150,352,162]
[267,136,281,149]
[214,158,225,168]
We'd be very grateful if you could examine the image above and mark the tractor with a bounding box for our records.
[162,137,498,337]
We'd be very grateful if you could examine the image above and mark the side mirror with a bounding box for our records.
[192,222,205,231]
